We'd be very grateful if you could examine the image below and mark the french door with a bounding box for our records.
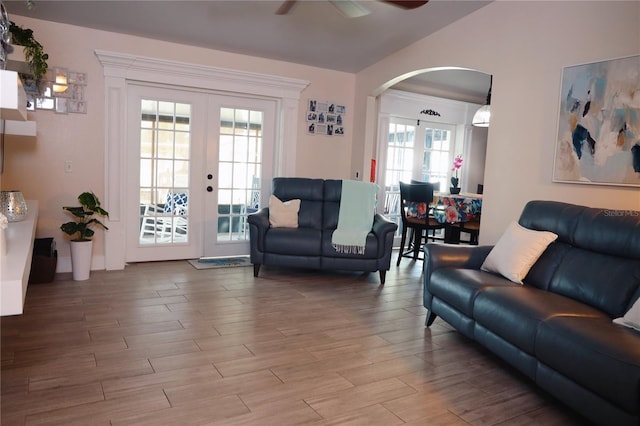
[125,84,275,262]
[203,95,275,257]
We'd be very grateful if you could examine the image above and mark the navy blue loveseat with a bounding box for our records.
[248,177,397,283]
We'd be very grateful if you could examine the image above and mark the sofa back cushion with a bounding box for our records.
[323,180,342,230]
[519,200,640,318]
[272,178,325,230]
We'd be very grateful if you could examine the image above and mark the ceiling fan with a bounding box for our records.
[276,0,429,18]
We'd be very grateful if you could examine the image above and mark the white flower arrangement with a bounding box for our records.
[0,212,8,230]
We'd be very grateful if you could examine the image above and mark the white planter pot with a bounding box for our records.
[70,240,93,281]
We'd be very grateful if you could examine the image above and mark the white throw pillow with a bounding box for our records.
[268,195,300,228]
[481,221,558,284]
[614,297,640,332]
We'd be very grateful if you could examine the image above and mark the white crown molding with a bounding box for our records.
[94,50,309,100]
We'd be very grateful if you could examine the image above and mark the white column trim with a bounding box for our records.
[95,50,309,270]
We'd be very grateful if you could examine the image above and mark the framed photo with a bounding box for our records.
[68,71,87,85]
[36,97,55,110]
[553,54,640,187]
[70,84,85,101]
[55,97,68,114]
[68,100,87,114]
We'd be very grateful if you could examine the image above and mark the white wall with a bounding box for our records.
[463,127,488,194]
[354,1,640,244]
[2,16,356,272]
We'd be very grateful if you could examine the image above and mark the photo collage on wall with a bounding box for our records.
[24,68,88,114]
[306,99,345,136]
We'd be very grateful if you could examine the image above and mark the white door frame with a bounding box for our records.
[96,50,309,270]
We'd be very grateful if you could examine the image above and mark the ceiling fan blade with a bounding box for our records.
[382,0,429,10]
[276,0,297,15]
[329,0,371,18]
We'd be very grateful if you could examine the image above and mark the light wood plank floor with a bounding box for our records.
[2,257,589,425]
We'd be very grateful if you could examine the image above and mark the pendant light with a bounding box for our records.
[472,75,492,127]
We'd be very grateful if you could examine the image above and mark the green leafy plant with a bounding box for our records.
[9,20,48,86]
[61,192,109,241]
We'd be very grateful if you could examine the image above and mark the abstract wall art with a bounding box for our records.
[553,54,640,187]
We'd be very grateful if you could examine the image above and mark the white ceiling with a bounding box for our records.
[4,0,492,102]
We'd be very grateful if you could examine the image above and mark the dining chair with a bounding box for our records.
[396,181,445,265]
[458,217,480,245]
[409,179,443,242]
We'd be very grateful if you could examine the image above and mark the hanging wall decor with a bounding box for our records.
[553,54,640,187]
[306,99,345,136]
[28,67,87,114]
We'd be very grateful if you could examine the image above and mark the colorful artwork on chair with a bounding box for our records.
[553,54,640,187]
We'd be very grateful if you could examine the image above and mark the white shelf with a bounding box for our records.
[4,120,37,137]
[1,200,38,316]
[0,70,28,121]
[5,46,30,76]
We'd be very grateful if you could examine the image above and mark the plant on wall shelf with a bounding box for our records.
[9,20,48,87]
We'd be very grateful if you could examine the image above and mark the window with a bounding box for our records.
[420,128,452,192]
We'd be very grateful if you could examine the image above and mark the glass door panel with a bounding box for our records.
[216,107,263,242]
[138,100,191,245]
[203,96,275,258]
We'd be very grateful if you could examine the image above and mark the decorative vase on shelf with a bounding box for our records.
[1,190,28,222]
[449,187,461,195]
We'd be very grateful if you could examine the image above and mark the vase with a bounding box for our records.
[1,190,28,222]
[70,240,93,281]
[449,187,461,195]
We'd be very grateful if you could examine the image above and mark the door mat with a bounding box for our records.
[187,256,252,270]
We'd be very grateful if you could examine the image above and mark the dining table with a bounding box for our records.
[431,192,483,243]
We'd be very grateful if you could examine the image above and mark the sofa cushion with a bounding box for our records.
[547,248,640,318]
[536,316,640,415]
[429,269,515,317]
[480,221,558,283]
[522,241,572,291]
[268,195,300,228]
[323,179,342,230]
[519,200,640,260]
[264,228,322,256]
[473,286,607,355]
[272,177,325,229]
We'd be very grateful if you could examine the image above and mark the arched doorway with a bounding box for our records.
[373,68,491,240]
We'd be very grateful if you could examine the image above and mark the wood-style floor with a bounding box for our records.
[1,256,588,425]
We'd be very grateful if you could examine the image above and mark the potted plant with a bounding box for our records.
[8,20,48,90]
[61,192,109,280]
[450,154,463,194]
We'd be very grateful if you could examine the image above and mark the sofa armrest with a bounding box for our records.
[372,214,398,257]
[248,207,270,252]
[423,243,493,275]
[372,213,397,236]
[422,243,494,324]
